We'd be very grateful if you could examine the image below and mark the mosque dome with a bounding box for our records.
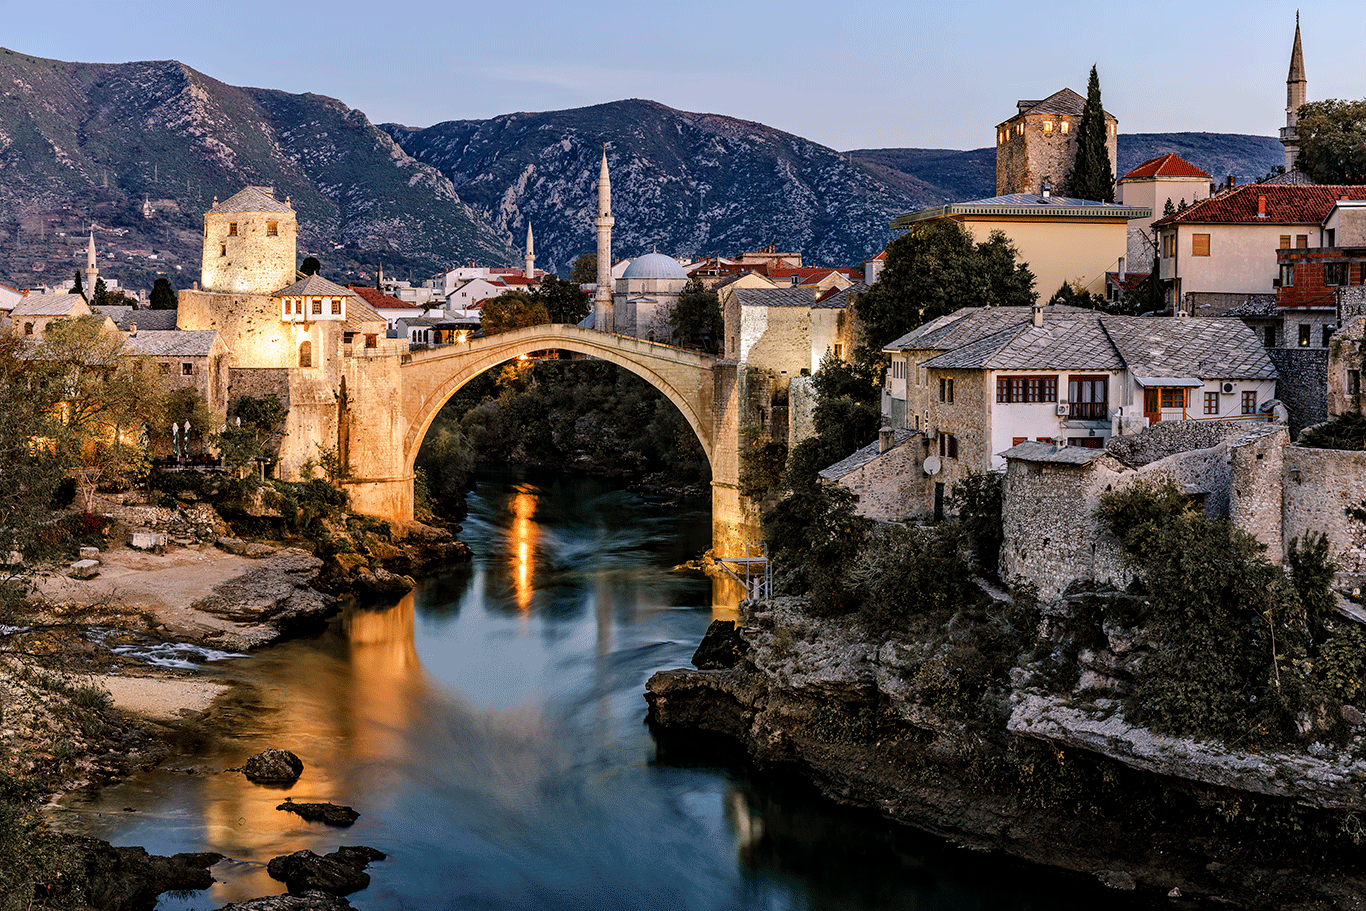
[621,252,688,281]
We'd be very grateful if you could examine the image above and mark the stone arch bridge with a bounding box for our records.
[339,324,755,556]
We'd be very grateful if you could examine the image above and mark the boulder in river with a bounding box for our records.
[55,834,221,911]
[266,846,386,895]
[276,799,360,827]
[243,748,304,784]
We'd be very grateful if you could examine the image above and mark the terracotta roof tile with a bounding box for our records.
[1122,154,1211,180]
[1152,184,1366,227]
[348,285,415,309]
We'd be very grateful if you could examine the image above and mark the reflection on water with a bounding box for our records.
[54,468,1161,911]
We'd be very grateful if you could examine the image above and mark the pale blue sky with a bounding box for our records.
[2,0,1360,152]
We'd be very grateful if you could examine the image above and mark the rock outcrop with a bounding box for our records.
[242,748,304,785]
[266,846,385,896]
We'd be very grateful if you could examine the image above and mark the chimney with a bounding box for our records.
[1258,195,1267,218]
[1041,182,1052,199]
[879,427,894,454]
[128,322,136,337]
[1118,256,1126,282]
[1227,175,1237,189]
[1032,302,1045,328]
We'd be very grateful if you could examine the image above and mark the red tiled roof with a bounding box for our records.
[348,285,415,309]
[1122,154,1211,180]
[869,249,887,262]
[1152,185,1366,227]
[765,267,860,283]
[499,275,537,286]
[1105,271,1150,291]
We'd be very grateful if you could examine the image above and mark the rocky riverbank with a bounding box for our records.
[1,499,472,910]
[646,601,1366,910]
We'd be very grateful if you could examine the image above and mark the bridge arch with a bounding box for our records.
[399,324,719,482]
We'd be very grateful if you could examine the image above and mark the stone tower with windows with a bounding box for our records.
[200,186,298,295]
[995,88,1117,198]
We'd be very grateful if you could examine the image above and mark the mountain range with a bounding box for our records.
[0,48,1287,292]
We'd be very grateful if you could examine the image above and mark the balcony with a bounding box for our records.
[1068,402,1108,421]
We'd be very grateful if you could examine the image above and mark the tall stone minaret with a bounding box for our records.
[1281,12,1307,172]
[594,147,614,332]
[83,226,99,293]
[524,223,535,280]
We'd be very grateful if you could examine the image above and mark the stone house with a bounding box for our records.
[122,329,232,415]
[995,88,1117,198]
[818,428,931,522]
[891,192,1149,298]
[881,304,1278,507]
[8,292,111,338]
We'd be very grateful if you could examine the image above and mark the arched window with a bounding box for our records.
[299,341,312,368]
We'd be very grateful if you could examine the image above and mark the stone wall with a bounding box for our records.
[1267,347,1328,435]
[788,375,816,446]
[1340,286,1366,321]
[1283,446,1366,573]
[836,437,933,522]
[1327,316,1365,417]
[995,111,1116,197]
[228,368,291,408]
[1106,419,1262,468]
[201,209,298,296]
[1229,426,1289,564]
[1185,292,1276,317]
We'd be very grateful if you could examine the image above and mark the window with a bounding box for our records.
[1264,325,1277,348]
[938,433,958,459]
[833,343,844,360]
[1299,324,1312,347]
[1204,391,1219,414]
[1241,391,1257,415]
[312,299,323,315]
[299,341,312,368]
[1191,234,1211,256]
[1067,375,1108,419]
[1349,370,1362,396]
[1323,325,1335,347]
[1068,437,1104,449]
[1162,233,1175,258]
[1296,235,1309,248]
[1279,264,1295,287]
[1327,263,1348,286]
[220,244,226,257]
[1280,235,1291,250]
[180,362,193,376]
[938,377,954,403]
[1327,228,1337,247]
[22,322,32,336]
[1060,120,1069,134]
[331,299,342,315]
[1036,437,1054,444]
[1042,121,1053,133]
[157,363,170,375]
[228,222,238,236]
[365,334,378,349]
[996,376,1058,403]
[1160,387,1185,409]
[267,221,278,237]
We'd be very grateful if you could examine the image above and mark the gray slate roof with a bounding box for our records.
[122,330,220,357]
[95,306,179,331]
[819,429,919,481]
[11,292,87,317]
[892,195,1150,228]
[731,287,818,308]
[999,441,1109,465]
[208,186,293,215]
[814,281,866,310]
[910,309,1276,381]
[275,274,356,298]
[1014,88,1115,120]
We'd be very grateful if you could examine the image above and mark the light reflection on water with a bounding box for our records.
[53,468,1158,911]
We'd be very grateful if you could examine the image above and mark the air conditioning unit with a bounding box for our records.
[1055,402,1070,416]
[1221,382,1236,394]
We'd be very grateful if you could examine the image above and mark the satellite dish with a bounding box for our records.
[923,455,942,476]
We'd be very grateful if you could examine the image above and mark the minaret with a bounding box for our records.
[84,226,99,292]
[1281,12,1307,172]
[525,223,536,280]
[594,147,614,332]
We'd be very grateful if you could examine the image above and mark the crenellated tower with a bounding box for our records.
[1281,13,1307,172]
[594,147,615,332]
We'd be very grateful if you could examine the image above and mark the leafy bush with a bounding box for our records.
[1300,412,1366,451]
[852,524,977,630]
[946,470,1004,575]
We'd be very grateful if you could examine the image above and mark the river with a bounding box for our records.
[56,468,1160,910]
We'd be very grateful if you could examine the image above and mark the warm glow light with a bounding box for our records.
[509,490,538,612]
[517,354,528,361]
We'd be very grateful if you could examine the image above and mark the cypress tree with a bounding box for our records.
[1068,65,1114,202]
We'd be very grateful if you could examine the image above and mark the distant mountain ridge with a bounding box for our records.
[845,134,1285,204]
[0,47,1287,290]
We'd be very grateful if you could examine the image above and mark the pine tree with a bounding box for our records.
[1068,65,1115,202]
[1163,198,1176,217]
[92,277,109,307]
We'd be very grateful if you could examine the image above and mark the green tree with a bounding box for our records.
[91,277,109,308]
[149,277,176,310]
[71,270,84,298]
[1294,98,1366,184]
[1047,279,1109,311]
[216,394,288,477]
[668,278,723,353]
[0,335,67,564]
[481,291,550,334]
[534,274,591,324]
[853,219,1036,364]
[570,253,598,286]
[1068,65,1115,202]
[1163,197,1176,217]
